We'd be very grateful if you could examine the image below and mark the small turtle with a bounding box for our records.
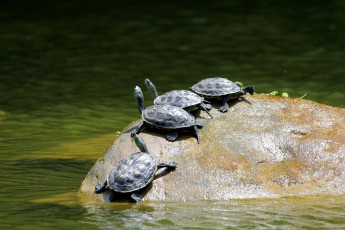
[190,77,254,113]
[145,78,212,118]
[134,86,202,143]
[95,133,177,202]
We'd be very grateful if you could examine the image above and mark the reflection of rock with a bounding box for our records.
[14,134,118,161]
[0,110,7,122]
[79,95,345,201]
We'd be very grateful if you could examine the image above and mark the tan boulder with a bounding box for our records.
[79,94,345,201]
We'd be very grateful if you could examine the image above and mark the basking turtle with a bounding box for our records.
[95,133,177,202]
[190,77,254,113]
[145,78,212,118]
[134,86,202,143]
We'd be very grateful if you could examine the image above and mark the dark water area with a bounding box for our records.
[0,0,345,229]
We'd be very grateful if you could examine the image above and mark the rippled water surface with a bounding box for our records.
[1,0,345,229]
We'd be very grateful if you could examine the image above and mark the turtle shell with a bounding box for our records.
[107,152,156,193]
[191,77,241,97]
[154,90,202,108]
[142,105,195,129]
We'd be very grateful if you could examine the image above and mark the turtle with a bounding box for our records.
[145,78,212,118]
[190,77,255,113]
[134,86,202,143]
[94,133,177,202]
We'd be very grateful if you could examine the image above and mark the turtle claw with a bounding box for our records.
[169,162,178,168]
[196,121,204,128]
[131,192,143,202]
[95,181,107,194]
[218,104,229,113]
[166,131,178,142]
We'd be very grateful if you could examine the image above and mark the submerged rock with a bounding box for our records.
[79,94,345,201]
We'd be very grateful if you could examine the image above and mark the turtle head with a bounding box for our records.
[131,132,149,153]
[144,78,159,100]
[134,86,146,114]
[243,85,255,95]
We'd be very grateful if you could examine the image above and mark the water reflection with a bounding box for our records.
[80,196,345,229]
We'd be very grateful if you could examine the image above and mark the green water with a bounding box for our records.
[1,0,345,229]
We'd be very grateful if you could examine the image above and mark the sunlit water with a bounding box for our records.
[1,0,345,229]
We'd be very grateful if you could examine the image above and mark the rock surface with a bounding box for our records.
[79,94,345,202]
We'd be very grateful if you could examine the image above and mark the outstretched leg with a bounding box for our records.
[157,162,177,169]
[192,125,200,144]
[203,102,212,110]
[95,180,108,194]
[131,191,143,203]
[218,95,231,113]
[198,103,213,118]
[166,131,178,142]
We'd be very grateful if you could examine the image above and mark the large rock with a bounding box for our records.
[79,94,345,202]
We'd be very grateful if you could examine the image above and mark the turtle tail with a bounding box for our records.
[192,125,200,144]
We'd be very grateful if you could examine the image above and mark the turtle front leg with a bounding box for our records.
[166,131,178,142]
[157,162,177,169]
[218,95,231,113]
[131,191,143,203]
[95,180,108,194]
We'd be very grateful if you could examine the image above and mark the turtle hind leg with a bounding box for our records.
[192,125,200,144]
[95,181,108,194]
[243,86,255,95]
[131,192,143,203]
[218,95,230,113]
[134,121,147,135]
[198,103,213,118]
[203,103,212,110]
[157,162,177,169]
[166,131,178,142]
